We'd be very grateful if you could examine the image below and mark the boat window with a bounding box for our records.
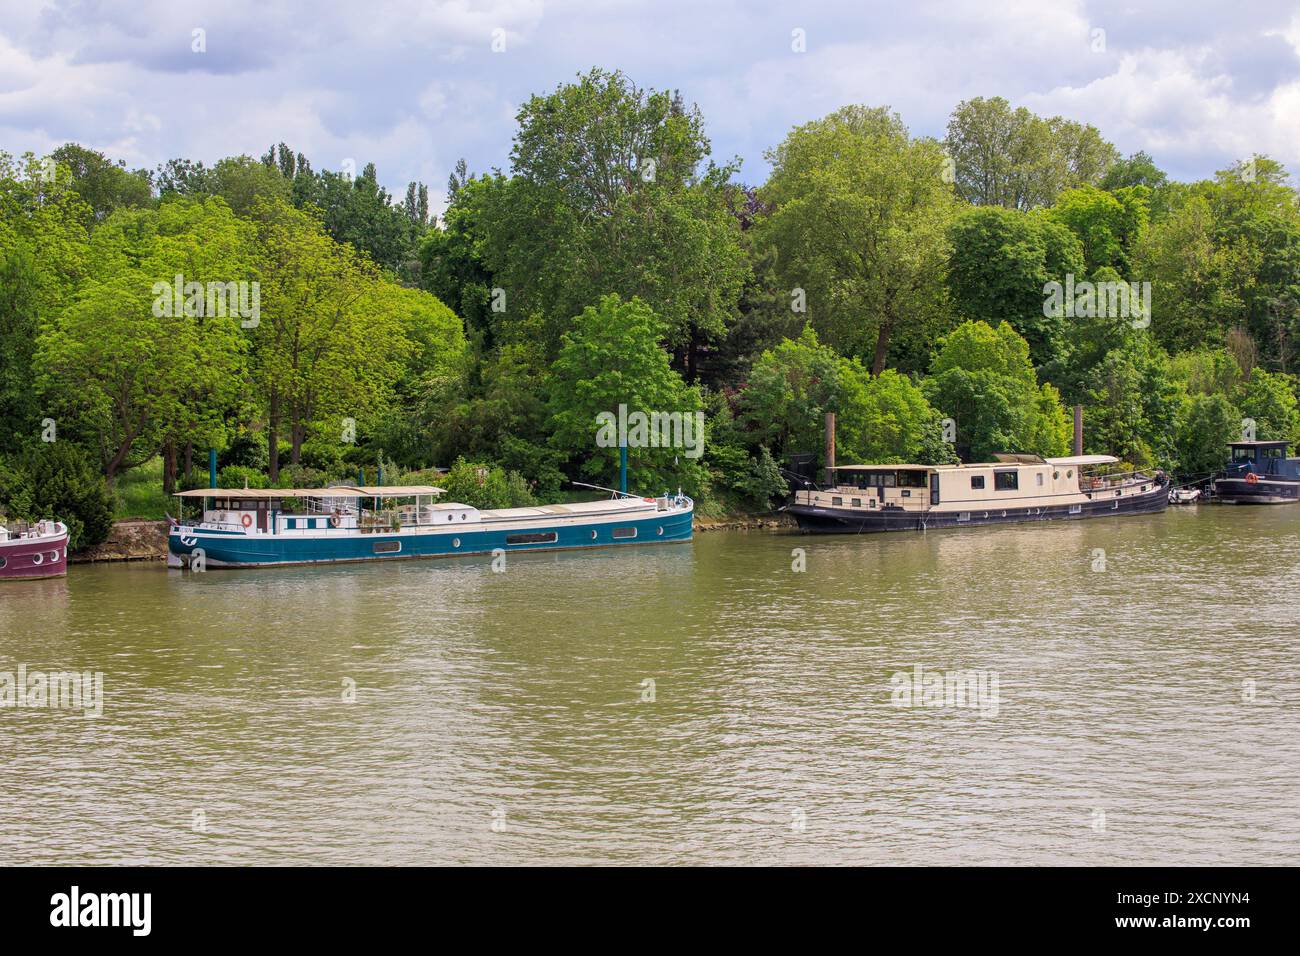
[851,498,862,508]
[831,497,843,506]
[373,541,401,554]
[506,532,558,545]
[970,475,985,490]
[0,557,6,569]
[1264,447,1284,458]
[1036,473,1044,486]
[897,470,927,488]
[1232,447,1257,461]
[612,527,637,539]
[994,471,1019,491]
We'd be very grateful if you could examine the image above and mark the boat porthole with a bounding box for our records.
[461,514,467,520]
[32,552,43,565]
[590,530,597,539]
[50,551,60,562]
[451,537,460,548]
[1067,470,1073,478]
[657,526,664,536]
[447,514,453,521]
[1053,471,1060,479]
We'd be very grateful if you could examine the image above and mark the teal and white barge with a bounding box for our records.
[167,485,693,569]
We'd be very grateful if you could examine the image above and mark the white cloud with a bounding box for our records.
[0,0,1297,196]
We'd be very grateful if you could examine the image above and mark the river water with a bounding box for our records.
[1,505,1297,865]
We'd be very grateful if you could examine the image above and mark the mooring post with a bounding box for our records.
[824,412,837,487]
[619,443,628,496]
[1073,405,1084,457]
[208,449,217,489]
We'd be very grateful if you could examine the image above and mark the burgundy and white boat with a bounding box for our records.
[0,520,70,581]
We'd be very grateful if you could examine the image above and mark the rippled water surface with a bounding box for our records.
[2,505,1298,865]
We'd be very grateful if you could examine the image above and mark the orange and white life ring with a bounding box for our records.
[329,512,342,528]
[241,513,253,528]
[1246,473,1260,485]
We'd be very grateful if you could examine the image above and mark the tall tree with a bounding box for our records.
[477,68,748,373]
[944,97,1119,209]
[760,105,956,375]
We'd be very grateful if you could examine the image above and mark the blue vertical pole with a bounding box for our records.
[619,443,628,496]
[208,449,217,489]
[358,467,364,486]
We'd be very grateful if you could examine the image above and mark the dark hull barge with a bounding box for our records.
[785,454,1169,534]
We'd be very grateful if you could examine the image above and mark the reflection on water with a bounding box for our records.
[1,506,1297,864]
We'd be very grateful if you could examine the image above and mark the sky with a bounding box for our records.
[2,0,1299,219]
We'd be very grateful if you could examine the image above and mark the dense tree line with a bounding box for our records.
[3,67,1299,547]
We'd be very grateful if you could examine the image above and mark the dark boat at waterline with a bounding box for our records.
[785,454,1169,534]
[1213,440,1300,504]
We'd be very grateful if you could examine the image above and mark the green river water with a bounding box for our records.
[1,505,1297,865]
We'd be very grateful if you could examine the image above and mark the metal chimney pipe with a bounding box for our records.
[825,412,837,487]
[1073,405,1084,457]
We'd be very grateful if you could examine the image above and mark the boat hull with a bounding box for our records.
[169,504,694,568]
[786,483,1169,533]
[0,531,70,580]
[1213,478,1300,504]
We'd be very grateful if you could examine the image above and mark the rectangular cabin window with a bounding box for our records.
[1036,473,1044,486]
[506,531,558,545]
[970,475,985,490]
[831,497,843,506]
[612,527,637,539]
[851,498,862,508]
[994,471,1019,491]
[373,540,401,554]
[957,511,971,522]
[1069,504,1082,515]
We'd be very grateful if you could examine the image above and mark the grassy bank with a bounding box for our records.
[112,458,170,520]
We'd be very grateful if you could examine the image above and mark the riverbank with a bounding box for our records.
[693,511,795,532]
[71,519,168,563]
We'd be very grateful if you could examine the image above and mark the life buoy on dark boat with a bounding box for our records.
[241,513,253,528]
[1246,473,1260,484]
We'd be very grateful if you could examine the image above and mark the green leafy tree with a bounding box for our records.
[1237,367,1300,442]
[0,441,114,550]
[947,206,1084,367]
[923,320,1072,460]
[1080,332,1181,467]
[1048,184,1149,275]
[1176,393,1240,475]
[738,325,872,467]
[49,143,152,223]
[944,97,1119,209]
[36,199,252,482]
[248,198,410,479]
[760,105,956,374]
[478,69,747,373]
[548,294,706,495]
[436,457,536,510]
